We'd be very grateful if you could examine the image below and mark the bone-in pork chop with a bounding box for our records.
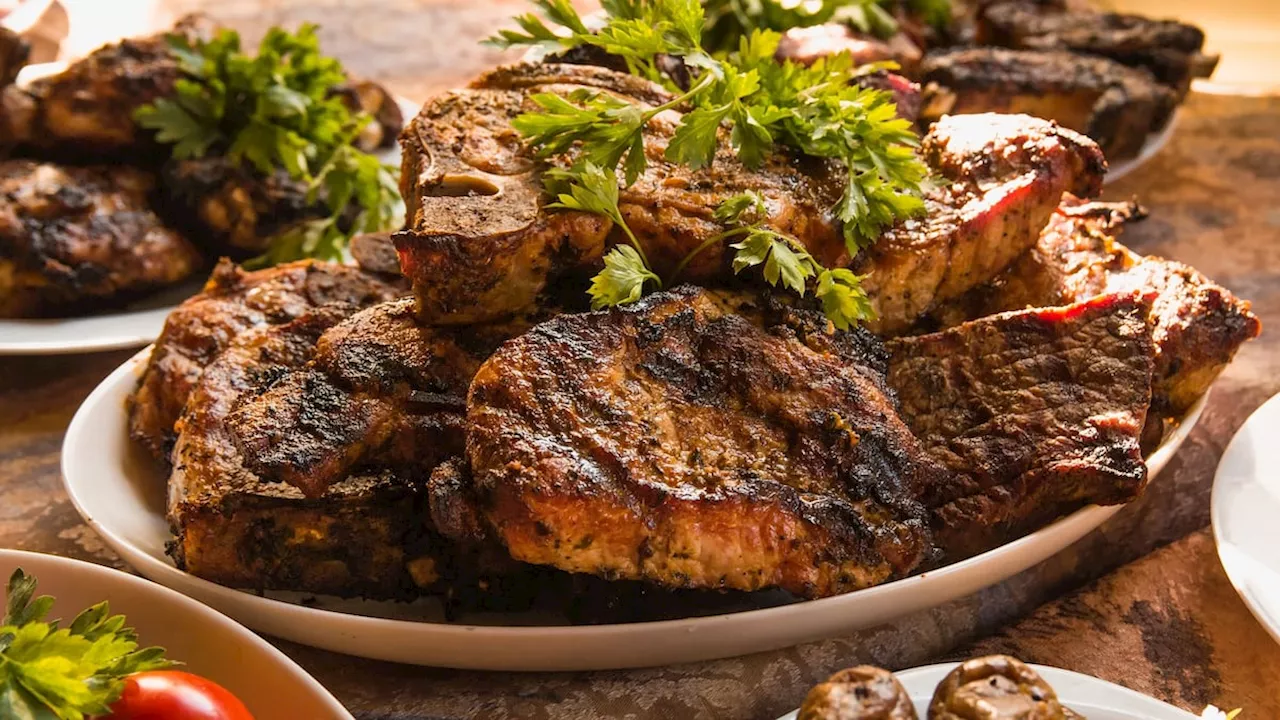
[396,63,1104,331]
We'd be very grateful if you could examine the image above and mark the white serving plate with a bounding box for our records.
[0,63,418,356]
[60,346,1205,670]
[0,549,353,720]
[775,662,1199,720]
[1212,391,1280,647]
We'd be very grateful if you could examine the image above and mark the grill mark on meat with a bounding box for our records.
[0,160,201,317]
[461,285,942,598]
[858,113,1106,334]
[127,259,405,463]
[925,195,1260,417]
[167,306,444,598]
[224,298,543,498]
[887,293,1155,560]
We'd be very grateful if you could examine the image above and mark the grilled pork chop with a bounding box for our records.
[888,293,1155,559]
[0,160,201,317]
[4,15,214,160]
[857,112,1105,335]
[395,62,846,325]
[929,196,1260,417]
[460,286,942,599]
[918,48,1175,162]
[128,259,405,462]
[977,1,1218,95]
[224,298,537,498]
[398,62,1104,330]
[167,306,444,597]
[170,297,539,595]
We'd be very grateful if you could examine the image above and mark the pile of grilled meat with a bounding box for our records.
[775,0,1218,163]
[124,59,1257,614]
[0,17,402,318]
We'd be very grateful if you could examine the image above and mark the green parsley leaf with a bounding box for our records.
[0,570,174,720]
[134,23,403,267]
[589,244,662,309]
[730,228,814,294]
[816,268,875,329]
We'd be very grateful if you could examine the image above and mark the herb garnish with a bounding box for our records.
[487,0,928,325]
[0,569,173,720]
[134,24,403,267]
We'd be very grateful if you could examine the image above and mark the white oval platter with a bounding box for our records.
[0,549,353,720]
[775,662,1200,720]
[60,346,1206,671]
[1212,391,1280,647]
[0,63,417,356]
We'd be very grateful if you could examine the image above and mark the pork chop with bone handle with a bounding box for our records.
[395,62,1105,331]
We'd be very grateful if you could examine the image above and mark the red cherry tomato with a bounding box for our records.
[107,670,254,720]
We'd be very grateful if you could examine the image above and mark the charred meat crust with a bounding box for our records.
[127,259,405,463]
[15,14,216,161]
[930,195,1261,417]
[919,47,1176,162]
[464,285,940,599]
[0,160,202,317]
[858,113,1106,335]
[223,298,535,498]
[167,307,440,598]
[888,293,1155,560]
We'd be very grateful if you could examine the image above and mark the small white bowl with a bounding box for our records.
[0,549,353,720]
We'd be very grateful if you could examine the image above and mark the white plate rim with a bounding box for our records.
[1211,391,1280,647]
[0,548,354,720]
[0,63,416,356]
[774,661,1200,719]
[60,348,1205,670]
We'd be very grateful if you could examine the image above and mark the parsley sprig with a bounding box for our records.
[714,192,873,329]
[487,0,925,325]
[0,569,173,720]
[134,24,403,266]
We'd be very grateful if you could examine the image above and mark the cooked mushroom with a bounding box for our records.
[799,666,918,720]
[927,655,1083,719]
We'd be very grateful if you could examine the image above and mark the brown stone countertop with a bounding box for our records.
[2,2,1279,718]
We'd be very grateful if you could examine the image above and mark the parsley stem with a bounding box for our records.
[669,226,752,284]
[613,215,660,288]
[642,72,717,122]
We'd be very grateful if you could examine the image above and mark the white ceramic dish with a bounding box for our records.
[775,662,1199,719]
[1212,391,1280,647]
[0,549,353,720]
[60,347,1205,671]
[0,63,418,356]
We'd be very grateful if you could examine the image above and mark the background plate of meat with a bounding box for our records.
[58,345,1205,670]
[775,661,1199,719]
[0,62,417,355]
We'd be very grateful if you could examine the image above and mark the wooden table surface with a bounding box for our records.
[3,2,1280,718]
